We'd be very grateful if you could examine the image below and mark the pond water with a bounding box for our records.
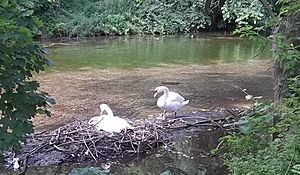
[0,131,227,175]
[45,34,271,71]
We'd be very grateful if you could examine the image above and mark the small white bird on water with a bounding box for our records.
[154,86,189,119]
[88,104,132,133]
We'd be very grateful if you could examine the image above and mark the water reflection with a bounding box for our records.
[0,131,227,174]
[45,35,271,71]
[110,130,227,175]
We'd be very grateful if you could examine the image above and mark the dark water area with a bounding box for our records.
[0,130,227,175]
[43,34,271,71]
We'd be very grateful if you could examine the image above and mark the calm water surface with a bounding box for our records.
[45,35,271,71]
[1,131,226,175]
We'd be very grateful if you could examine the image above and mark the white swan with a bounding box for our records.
[154,86,189,118]
[88,104,132,133]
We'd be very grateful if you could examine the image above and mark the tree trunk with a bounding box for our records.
[205,0,226,31]
[273,59,284,106]
[257,0,284,106]
[272,11,300,107]
[272,25,285,107]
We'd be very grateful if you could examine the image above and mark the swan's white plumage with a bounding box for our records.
[154,86,189,115]
[12,158,20,171]
[88,104,132,133]
[6,158,20,171]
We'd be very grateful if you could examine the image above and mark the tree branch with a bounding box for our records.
[258,0,275,18]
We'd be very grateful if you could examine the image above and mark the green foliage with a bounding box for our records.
[30,0,60,35]
[133,0,209,35]
[56,0,137,36]
[222,76,300,175]
[278,0,300,15]
[222,102,275,155]
[220,1,300,174]
[232,25,264,38]
[228,0,300,79]
[274,36,300,78]
[221,0,266,26]
[0,0,52,155]
[41,0,211,37]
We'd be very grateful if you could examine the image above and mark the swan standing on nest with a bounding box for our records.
[154,86,189,119]
[88,104,132,133]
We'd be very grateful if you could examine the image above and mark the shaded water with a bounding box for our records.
[1,131,226,175]
[45,35,271,71]
[109,131,227,175]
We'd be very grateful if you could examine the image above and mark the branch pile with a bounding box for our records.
[12,109,240,173]
[21,120,169,167]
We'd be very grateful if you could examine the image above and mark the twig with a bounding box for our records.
[17,110,235,168]
[165,118,227,130]
[209,118,224,129]
[128,134,136,153]
[28,128,89,138]
[215,140,224,151]
[226,109,239,120]
[53,144,67,152]
[82,136,97,162]
[85,128,98,157]
[18,142,49,175]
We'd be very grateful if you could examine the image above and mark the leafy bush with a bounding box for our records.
[0,0,52,157]
[134,0,210,34]
[222,76,300,175]
[220,1,300,173]
[54,0,137,36]
[221,0,266,26]
[43,0,211,36]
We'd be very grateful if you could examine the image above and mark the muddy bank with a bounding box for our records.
[33,60,273,132]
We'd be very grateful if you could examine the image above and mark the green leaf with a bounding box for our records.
[292,164,300,174]
[14,58,26,67]
[0,0,8,7]
[21,10,34,17]
[0,1,52,153]
[240,124,253,135]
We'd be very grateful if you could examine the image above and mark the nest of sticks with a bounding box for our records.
[21,120,169,167]
[13,109,240,174]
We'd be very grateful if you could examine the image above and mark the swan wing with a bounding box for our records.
[95,116,132,133]
[88,116,103,125]
[95,117,120,133]
[168,91,185,102]
[163,101,183,112]
[113,116,133,130]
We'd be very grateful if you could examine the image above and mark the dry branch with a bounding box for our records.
[14,110,236,172]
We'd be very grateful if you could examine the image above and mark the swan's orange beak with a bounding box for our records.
[154,91,158,97]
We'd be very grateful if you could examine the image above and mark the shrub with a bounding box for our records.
[0,0,52,157]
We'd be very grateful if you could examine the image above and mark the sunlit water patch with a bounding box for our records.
[44,35,271,71]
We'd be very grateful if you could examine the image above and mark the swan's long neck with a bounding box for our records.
[100,105,114,116]
[161,88,169,100]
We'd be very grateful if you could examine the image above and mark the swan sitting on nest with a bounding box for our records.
[154,86,189,119]
[88,104,132,133]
